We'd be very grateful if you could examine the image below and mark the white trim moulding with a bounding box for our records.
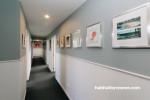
[58,53,150,80]
[56,77,73,100]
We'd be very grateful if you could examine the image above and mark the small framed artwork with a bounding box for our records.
[57,38,60,48]
[34,41,41,48]
[35,44,40,47]
[43,41,46,49]
[49,40,51,49]
[112,3,150,48]
[22,34,26,48]
[86,22,102,47]
[65,33,71,47]
[73,30,81,48]
[60,36,65,48]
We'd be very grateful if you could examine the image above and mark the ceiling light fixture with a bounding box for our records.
[44,14,50,19]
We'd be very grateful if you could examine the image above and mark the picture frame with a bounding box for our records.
[60,36,65,48]
[49,40,51,49]
[112,2,150,48]
[34,41,42,48]
[57,38,60,48]
[43,41,46,49]
[65,33,71,48]
[86,22,102,47]
[22,34,26,48]
[35,43,40,48]
[73,30,81,48]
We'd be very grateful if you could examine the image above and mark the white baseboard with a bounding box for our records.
[56,77,73,100]
[23,90,26,100]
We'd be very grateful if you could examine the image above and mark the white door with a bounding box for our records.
[46,40,49,65]
[51,35,56,72]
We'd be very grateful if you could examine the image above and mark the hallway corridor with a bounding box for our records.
[25,57,69,100]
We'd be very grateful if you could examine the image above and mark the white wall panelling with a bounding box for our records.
[0,57,26,100]
[19,56,26,100]
[0,61,20,100]
[56,53,150,100]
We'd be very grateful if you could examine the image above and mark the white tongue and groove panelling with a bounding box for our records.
[0,56,26,100]
[55,53,150,100]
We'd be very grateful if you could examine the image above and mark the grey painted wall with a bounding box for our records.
[47,0,150,77]
[0,0,20,61]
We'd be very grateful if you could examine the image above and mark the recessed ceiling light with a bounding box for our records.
[44,14,50,19]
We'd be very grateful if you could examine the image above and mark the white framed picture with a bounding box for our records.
[112,2,150,48]
[65,33,71,48]
[57,38,60,48]
[86,22,102,47]
[60,36,65,48]
[49,40,51,49]
[22,34,26,48]
[73,30,81,48]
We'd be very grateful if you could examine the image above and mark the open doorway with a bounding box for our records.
[51,35,56,72]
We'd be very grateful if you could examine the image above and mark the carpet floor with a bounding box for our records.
[25,57,69,100]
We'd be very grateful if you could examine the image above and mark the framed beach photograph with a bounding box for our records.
[86,22,102,47]
[65,33,71,48]
[73,30,81,48]
[57,38,60,48]
[22,34,26,48]
[60,36,65,48]
[112,3,150,48]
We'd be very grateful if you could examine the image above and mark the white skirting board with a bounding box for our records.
[23,91,26,100]
[56,78,73,100]
[55,53,150,100]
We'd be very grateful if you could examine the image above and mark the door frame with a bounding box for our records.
[26,29,31,81]
[51,35,56,72]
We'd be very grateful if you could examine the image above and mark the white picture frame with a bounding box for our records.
[73,30,81,48]
[49,40,51,49]
[65,33,71,48]
[57,38,60,48]
[22,34,26,48]
[112,2,150,48]
[86,22,102,47]
[60,36,65,48]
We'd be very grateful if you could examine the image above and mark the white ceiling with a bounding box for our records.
[21,0,87,39]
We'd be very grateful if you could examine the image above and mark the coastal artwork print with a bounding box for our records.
[112,3,150,48]
[86,22,102,47]
[117,16,141,40]
[73,30,81,48]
